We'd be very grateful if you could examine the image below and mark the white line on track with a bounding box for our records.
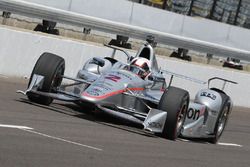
[178,138,243,147]
[0,124,33,130]
[218,142,243,147]
[0,123,103,151]
[21,129,103,151]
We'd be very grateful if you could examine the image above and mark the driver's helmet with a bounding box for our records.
[129,57,150,79]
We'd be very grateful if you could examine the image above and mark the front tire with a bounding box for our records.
[158,87,189,140]
[27,52,65,105]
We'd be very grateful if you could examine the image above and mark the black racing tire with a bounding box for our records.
[27,52,65,105]
[207,98,230,144]
[158,86,189,140]
[237,66,243,70]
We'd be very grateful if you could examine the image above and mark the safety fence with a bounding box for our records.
[133,0,250,29]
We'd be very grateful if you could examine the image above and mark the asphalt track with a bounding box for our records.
[0,77,250,167]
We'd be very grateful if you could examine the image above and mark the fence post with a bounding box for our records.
[234,0,242,25]
[162,0,167,9]
[188,0,194,16]
[210,0,218,19]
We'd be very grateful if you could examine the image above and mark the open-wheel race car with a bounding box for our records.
[17,41,237,143]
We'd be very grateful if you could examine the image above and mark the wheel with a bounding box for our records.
[27,52,65,105]
[158,86,189,140]
[207,103,230,144]
[237,65,243,70]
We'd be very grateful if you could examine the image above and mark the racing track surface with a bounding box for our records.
[0,77,250,167]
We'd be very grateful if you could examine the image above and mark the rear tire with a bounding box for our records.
[207,103,230,144]
[158,87,189,140]
[27,52,65,105]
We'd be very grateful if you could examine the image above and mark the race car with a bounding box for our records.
[223,57,243,70]
[17,41,237,143]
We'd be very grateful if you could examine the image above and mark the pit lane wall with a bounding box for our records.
[0,26,249,108]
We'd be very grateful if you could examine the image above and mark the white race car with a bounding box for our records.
[18,41,237,143]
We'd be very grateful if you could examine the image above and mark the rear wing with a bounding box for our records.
[160,70,237,91]
[207,77,238,91]
[160,70,206,86]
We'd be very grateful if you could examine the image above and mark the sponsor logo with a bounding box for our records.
[187,108,200,120]
[86,88,103,96]
[200,92,216,100]
[148,122,163,129]
[115,71,132,80]
[105,74,121,82]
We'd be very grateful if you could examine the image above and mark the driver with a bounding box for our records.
[128,57,150,79]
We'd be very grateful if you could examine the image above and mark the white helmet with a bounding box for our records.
[129,57,150,79]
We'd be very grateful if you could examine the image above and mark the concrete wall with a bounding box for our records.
[20,0,250,51]
[0,26,249,107]
[0,27,115,78]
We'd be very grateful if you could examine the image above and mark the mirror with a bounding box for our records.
[148,74,165,82]
[91,57,105,67]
